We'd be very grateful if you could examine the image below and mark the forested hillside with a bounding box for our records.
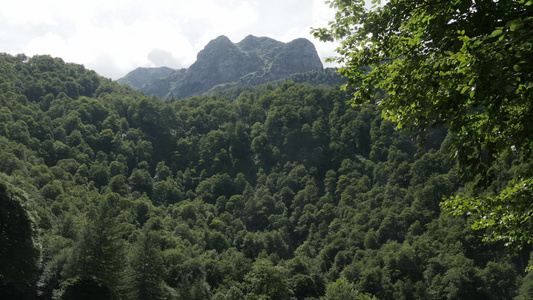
[1,53,532,299]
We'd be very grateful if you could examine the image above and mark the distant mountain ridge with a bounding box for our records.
[118,35,325,99]
[117,66,175,90]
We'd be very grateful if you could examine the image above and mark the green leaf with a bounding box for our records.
[441,80,452,89]
[491,29,503,37]
[507,20,520,32]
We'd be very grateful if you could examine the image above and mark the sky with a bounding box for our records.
[0,0,341,80]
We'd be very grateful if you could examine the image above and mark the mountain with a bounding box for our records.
[119,35,324,99]
[208,67,347,95]
[116,66,175,90]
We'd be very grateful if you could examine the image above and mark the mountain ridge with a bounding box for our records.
[118,35,324,99]
[117,66,176,90]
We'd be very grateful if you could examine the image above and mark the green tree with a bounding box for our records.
[129,168,153,196]
[109,174,129,196]
[244,259,292,300]
[517,254,533,300]
[125,227,166,300]
[88,163,109,188]
[322,277,377,300]
[109,160,128,177]
[154,161,172,181]
[223,286,246,300]
[0,182,39,299]
[480,261,519,300]
[314,0,533,250]
[63,199,125,297]
[61,276,112,300]
[152,178,182,205]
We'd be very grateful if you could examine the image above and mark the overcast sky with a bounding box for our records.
[0,0,341,80]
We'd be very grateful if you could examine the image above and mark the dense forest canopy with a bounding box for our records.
[0,42,532,299]
[313,0,533,250]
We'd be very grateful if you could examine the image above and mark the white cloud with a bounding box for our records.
[23,32,67,58]
[0,0,341,79]
[147,49,181,69]
[312,0,342,67]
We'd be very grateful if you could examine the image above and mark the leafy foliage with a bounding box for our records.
[0,180,39,299]
[313,0,533,249]
[0,53,529,299]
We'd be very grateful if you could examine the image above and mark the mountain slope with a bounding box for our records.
[119,35,324,99]
[117,66,175,90]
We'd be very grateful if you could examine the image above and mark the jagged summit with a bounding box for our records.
[197,35,234,59]
[118,35,324,99]
[237,35,283,53]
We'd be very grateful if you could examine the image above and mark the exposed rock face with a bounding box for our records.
[168,35,264,99]
[119,35,323,99]
[137,69,187,99]
[270,38,325,78]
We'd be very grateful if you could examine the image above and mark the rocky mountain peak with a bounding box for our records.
[120,35,324,99]
[196,35,235,60]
